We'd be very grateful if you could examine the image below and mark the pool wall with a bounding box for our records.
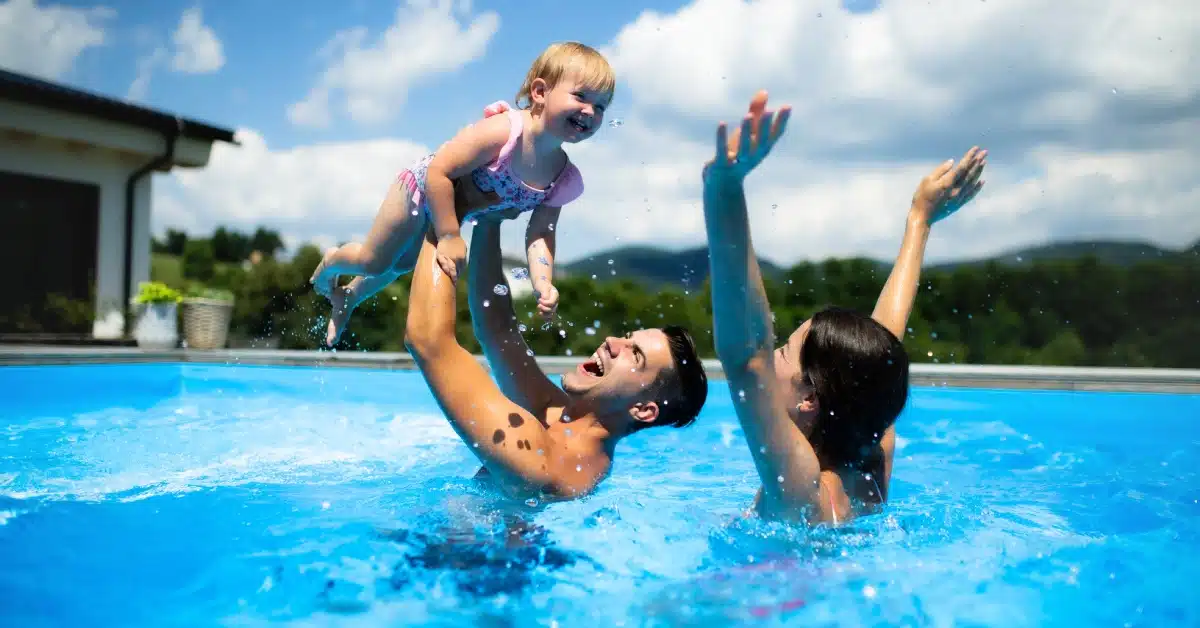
[1,345,1198,393]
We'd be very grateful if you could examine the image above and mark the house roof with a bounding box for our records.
[0,68,236,144]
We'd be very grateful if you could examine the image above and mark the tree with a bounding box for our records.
[182,239,215,282]
[251,227,285,258]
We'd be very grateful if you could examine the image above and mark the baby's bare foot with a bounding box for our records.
[326,286,355,347]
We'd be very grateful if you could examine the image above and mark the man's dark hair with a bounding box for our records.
[638,324,708,431]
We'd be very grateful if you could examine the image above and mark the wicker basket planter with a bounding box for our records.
[181,297,235,350]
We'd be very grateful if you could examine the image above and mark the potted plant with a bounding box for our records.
[133,281,182,350]
[181,286,236,350]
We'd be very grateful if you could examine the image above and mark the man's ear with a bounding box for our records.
[629,401,660,426]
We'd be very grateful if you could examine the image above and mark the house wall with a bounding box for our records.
[0,134,153,338]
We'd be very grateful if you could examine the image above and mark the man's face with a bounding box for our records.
[560,328,675,420]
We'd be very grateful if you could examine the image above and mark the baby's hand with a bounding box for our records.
[436,236,468,283]
[533,282,559,323]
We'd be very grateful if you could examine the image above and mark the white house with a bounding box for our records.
[0,69,236,342]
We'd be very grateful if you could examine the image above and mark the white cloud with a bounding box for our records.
[159,0,1200,269]
[126,46,165,101]
[155,129,431,248]
[0,0,111,80]
[287,0,500,127]
[170,6,224,74]
[124,7,224,101]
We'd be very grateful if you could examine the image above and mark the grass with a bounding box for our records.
[150,254,241,290]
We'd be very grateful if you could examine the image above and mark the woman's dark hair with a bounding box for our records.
[801,306,910,476]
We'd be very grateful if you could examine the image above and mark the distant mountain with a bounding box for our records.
[560,246,785,290]
[928,240,1180,272]
[555,239,1194,287]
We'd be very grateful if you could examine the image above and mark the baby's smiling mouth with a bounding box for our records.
[568,114,591,132]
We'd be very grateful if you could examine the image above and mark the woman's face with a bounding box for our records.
[774,319,817,433]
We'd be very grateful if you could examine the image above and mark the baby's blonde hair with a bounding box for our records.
[515,42,616,110]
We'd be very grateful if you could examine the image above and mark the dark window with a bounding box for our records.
[0,170,99,335]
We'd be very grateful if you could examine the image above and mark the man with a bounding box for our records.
[402,183,709,503]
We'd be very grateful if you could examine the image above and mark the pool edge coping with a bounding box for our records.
[1,345,1198,393]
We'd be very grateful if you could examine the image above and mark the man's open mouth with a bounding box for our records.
[580,352,605,377]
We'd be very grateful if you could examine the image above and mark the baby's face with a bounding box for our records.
[545,75,611,143]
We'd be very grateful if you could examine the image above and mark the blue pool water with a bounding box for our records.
[1,363,1198,626]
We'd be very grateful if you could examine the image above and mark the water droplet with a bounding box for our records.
[511,267,529,280]
[559,329,566,338]
[526,497,539,507]
[863,585,877,598]
[738,389,746,400]
[493,284,509,296]
[518,323,527,332]
[584,327,596,336]
[608,118,623,128]
[930,331,938,339]
[777,475,785,483]
[607,259,614,265]
[526,349,534,356]
[576,465,583,472]
[565,348,573,356]
[483,299,490,307]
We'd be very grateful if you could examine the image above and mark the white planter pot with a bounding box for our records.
[134,302,179,350]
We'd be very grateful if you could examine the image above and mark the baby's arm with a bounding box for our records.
[526,204,559,292]
[424,115,513,280]
[526,204,560,320]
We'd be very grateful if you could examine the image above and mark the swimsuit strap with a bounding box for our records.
[482,100,522,171]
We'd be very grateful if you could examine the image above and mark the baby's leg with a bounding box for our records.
[324,212,429,346]
[311,179,426,290]
[325,270,400,346]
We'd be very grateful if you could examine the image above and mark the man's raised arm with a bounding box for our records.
[466,218,567,417]
[403,231,586,499]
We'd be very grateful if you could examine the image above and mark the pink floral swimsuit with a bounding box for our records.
[396,101,584,223]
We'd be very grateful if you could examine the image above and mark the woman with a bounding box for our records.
[703,90,986,524]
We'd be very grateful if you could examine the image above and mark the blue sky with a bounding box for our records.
[53,0,702,149]
[2,0,1196,265]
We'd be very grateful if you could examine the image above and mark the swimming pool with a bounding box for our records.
[1,363,1197,626]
